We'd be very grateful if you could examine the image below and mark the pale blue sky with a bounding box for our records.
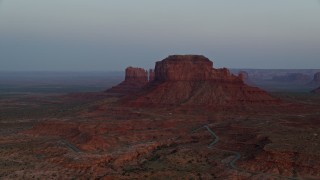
[0,0,319,71]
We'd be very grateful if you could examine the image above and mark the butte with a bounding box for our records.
[108,55,279,108]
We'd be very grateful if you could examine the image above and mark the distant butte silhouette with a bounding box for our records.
[107,55,279,107]
[308,72,320,87]
[238,71,255,86]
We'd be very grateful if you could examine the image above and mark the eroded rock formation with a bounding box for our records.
[106,67,149,94]
[125,55,278,107]
[125,67,148,83]
[154,55,214,81]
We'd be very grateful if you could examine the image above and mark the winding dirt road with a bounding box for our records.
[193,125,301,180]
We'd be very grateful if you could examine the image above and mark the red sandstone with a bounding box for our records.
[106,67,149,94]
[124,55,278,106]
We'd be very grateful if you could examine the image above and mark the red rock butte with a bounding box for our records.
[106,67,150,94]
[111,55,279,107]
[154,55,214,81]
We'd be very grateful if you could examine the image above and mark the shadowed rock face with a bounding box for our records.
[149,69,155,82]
[155,55,214,81]
[106,67,149,94]
[126,55,278,106]
[154,55,242,83]
[125,67,148,83]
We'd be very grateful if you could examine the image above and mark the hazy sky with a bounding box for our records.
[0,0,320,71]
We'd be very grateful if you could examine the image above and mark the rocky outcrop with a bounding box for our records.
[125,55,278,107]
[106,67,149,94]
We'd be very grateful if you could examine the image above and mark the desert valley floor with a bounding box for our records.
[1,91,320,179]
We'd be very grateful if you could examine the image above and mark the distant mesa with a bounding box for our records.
[272,73,311,83]
[108,55,279,107]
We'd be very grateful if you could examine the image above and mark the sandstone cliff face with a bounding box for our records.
[154,55,242,83]
[125,67,148,83]
[155,55,214,81]
[125,55,278,107]
[106,67,149,94]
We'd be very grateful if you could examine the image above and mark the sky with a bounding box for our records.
[0,0,320,71]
